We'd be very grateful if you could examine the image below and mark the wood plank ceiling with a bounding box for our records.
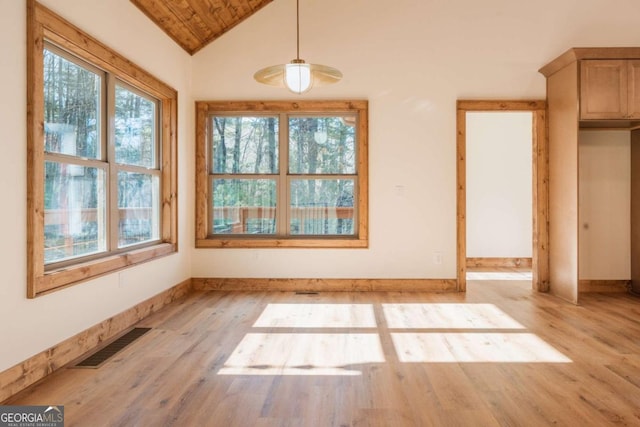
[130,0,274,55]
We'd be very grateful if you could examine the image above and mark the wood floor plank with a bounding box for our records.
[4,280,640,426]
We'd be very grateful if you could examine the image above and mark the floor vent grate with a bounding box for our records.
[74,327,151,369]
[295,291,319,295]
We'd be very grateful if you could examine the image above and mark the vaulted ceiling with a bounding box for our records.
[130,0,274,55]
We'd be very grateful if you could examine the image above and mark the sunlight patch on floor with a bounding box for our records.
[220,300,571,376]
[391,332,572,363]
[253,304,376,328]
[218,333,385,376]
[382,303,525,329]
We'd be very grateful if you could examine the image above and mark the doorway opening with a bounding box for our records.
[456,101,548,292]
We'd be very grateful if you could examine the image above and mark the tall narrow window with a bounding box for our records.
[28,1,178,297]
[196,101,368,248]
[114,84,161,248]
[43,47,106,263]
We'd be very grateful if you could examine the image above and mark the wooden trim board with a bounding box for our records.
[456,107,467,292]
[466,258,532,269]
[192,278,457,292]
[532,109,550,291]
[0,279,192,403]
[579,280,630,293]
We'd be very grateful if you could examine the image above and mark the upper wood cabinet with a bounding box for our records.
[629,60,640,118]
[580,59,640,120]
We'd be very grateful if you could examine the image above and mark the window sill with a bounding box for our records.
[195,238,368,249]
[30,243,176,298]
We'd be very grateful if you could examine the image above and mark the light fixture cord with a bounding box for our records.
[296,0,300,60]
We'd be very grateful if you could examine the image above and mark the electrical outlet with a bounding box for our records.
[433,251,443,265]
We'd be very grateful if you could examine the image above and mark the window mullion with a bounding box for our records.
[207,174,213,236]
[106,74,118,252]
[278,113,289,236]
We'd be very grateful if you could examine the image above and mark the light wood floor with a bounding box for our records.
[5,279,640,426]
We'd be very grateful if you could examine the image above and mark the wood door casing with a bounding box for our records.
[456,100,548,293]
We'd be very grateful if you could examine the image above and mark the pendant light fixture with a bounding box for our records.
[254,0,342,94]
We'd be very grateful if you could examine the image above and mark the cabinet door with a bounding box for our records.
[628,60,640,119]
[580,60,628,119]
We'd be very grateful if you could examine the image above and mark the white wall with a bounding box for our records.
[466,112,532,258]
[579,131,630,280]
[0,0,193,373]
[190,0,640,279]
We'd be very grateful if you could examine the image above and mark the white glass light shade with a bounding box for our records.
[285,62,312,94]
[254,63,342,93]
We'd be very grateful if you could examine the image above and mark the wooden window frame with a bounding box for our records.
[27,0,178,298]
[195,101,369,248]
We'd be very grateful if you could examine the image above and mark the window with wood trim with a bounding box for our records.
[27,1,178,297]
[195,101,368,248]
